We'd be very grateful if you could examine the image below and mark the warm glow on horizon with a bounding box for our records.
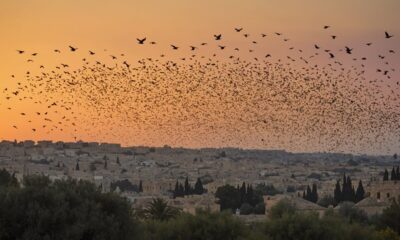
[1,0,399,154]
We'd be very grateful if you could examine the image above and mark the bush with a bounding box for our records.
[268,199,296,219]
[240,203,253,215]
[253,202,266,215]
[140,210,250,240]
[0,175,137,240]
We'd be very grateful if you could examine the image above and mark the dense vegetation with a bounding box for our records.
[1,169,400,240]
[215,183,265,214]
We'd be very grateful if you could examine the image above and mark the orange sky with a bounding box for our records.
[0,0,399,153]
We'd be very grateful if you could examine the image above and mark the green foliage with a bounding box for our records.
[215,184,241,212]
[265,211,384,240]
[0,168,19,188]
[255,183,282,196]
[140,209,250,240]
[0,175,136,240]
[268,198,296,219]
[140,198,181,221]
[253,202,266,215]
[240,203,253,215]
[380,198,400,234]
[215,183,264,213]
[337,202,369,224]
[318,195,335,208]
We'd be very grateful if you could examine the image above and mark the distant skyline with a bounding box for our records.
[1,0,399,154]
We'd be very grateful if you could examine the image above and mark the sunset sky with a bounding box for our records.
[0,0,399,154]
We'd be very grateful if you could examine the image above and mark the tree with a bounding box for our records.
[141,198,181,221]
[0,174,137,240]
[75,161,80,171]
[116,156,120,165]
[253,202,266,214]
[380,198,400,234]
[268,199,296,219]
[246,184,254,205]
[355,180,365,203]
[215,184,241,212]
[311,183,318,203]
[384,169,389,181]
[194,178,204,195]
[240,203,253,215]
[318,195,335,208]
[334,180,342,205]
[139,180,143,193]
[391,167,396,181]
[240,182,246,204]
[0,169,18,188]
[184,177,191,195]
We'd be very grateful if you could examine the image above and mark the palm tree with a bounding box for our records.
[142,198,181,221]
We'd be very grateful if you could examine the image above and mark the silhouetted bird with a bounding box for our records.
[171,45,179,50]
[214,34,222,40]
[345,46,353,54]
[235,28,243,32]
[385,31,393,39]
[137,38,146,44]
[69,46,78,52]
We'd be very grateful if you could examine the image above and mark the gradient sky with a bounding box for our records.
[1,0,399,153]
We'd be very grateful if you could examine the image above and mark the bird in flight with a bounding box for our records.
[89,51,95,55]
[171,45,179,50]
[345,46,353,54]
[69,46,78,52]
[137,38,146,44]
[385,31,393,39]
[324,25,330,29]
[214,34,222,40]
[235,28,243,32]
[17,50,24,54]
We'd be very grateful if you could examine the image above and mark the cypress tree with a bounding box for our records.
[179,183,184,197]
[75,161,80,171]
[355,180,365,203]
[306,185,312,202]
[184,177,190,195]
[396,166,400,180]
[194,178,204,195]
[173,181,179,198]
[311,183,318,203]
[240,182,246,204]
[391,167,396,181]
[383,169,389,181]
[116,156,120,165]
[246,184,254,205]
[139,180,143,193]
[104,159,108,169]
[334,180,341,205]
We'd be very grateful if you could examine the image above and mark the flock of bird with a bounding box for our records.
[2,26,399,154]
